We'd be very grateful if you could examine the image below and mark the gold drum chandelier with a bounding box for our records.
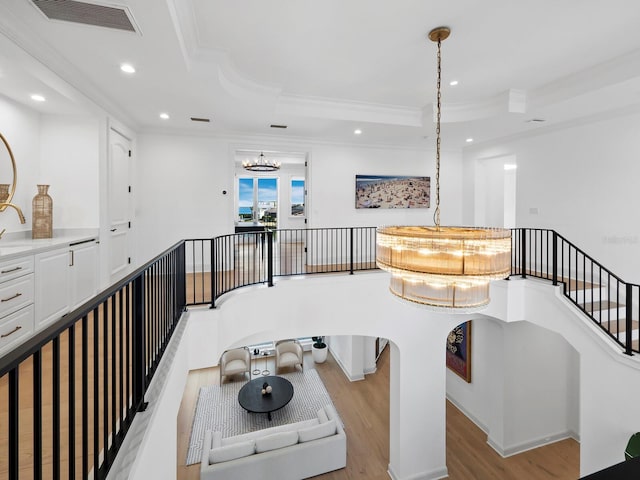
[375,27,511,310]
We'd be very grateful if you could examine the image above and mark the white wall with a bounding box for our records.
[0,95,40,232]
[135,134,234,261]
[309,144,463,228]
[39,114,100,228]
[0,95,101,233]
[447,317,580,457]
[328,335,367,381]
[464,113,640,282]
[135,134,463,263]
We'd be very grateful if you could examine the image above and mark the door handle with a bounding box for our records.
[110,228,117,232]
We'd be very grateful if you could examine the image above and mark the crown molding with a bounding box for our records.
[464,103,640,151]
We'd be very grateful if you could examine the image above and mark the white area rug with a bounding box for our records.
[186,369,333,465]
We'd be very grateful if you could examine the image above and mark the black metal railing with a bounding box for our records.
[186,226,639,356]
[184,227,377,307]
[511,228,640,355]
[0,241,186,480]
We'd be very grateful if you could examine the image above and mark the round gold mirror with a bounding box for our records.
[0,132,17,211]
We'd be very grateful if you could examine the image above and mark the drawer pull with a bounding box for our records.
[1,292,22,303]
[1,325,22,338]
[1,266,22,274]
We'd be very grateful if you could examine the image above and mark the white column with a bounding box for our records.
[363,336,377,375]
[388,314,461,480]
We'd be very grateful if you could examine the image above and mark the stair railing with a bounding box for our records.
[511,228,640,355]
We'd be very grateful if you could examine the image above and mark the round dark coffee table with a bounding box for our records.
[238,376,294,421]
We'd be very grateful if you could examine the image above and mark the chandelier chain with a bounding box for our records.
[433,36,442,230]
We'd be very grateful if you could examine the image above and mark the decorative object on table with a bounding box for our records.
[261,382,272,396]
[446,321,472,383]
[311,336,328,364]
[261,350,270,376]
[251,348,261,376]
[375,26,511,310]
[355,175,430,209]
[32,184,53,239]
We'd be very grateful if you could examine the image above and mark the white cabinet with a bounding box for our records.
[0,256,35,355]
[35,248,71,327]
[70,240,98,309]
[35,239,99,327]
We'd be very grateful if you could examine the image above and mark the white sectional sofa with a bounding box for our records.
[200,403,346,480]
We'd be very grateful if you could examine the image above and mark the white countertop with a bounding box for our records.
[0,229,99,261]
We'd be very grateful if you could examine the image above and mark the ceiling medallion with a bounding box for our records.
[242,152,281,172]
[375,27,512,311]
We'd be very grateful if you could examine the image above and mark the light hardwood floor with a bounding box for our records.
[176,346,579,480]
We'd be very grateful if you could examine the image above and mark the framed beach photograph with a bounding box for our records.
[446,321,472,383]
[355,175,430,209]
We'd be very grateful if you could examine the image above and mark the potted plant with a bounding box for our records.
[311,336,328,363]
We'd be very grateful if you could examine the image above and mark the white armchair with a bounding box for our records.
[219,347,251,385]
[275,339,304,373]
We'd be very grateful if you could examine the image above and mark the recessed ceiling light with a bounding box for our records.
[120,63,136,74]
[31,94,45,102]
[159,113,170,120]
[465,138,473,143]
[449,80,459,86]
[354,129,362,135]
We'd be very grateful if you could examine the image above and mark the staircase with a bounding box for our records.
[512,228,640,356]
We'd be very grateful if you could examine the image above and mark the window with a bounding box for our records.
[237,177,278,227]
[291,178,304,217]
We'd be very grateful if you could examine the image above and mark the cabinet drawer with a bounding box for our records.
[0,255,34,283]
[0,274,35,318]
[0,305,34,356]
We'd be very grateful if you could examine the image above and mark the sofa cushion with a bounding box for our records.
[317,407,329,424]
[298,419,337,443]
[211,430,222,449]
[324,404,344,428]
[255,431,299,453]
[209,440,255,464]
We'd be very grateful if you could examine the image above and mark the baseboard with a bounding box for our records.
[364,365,377,375]
[388,463,448,480]
[445,394,489,434]
[331,349,365,382]
[487,430,578,458]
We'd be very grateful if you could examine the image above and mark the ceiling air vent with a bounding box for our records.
[270,124,288,129]
[190,117,211,123]
[31,0,138,33]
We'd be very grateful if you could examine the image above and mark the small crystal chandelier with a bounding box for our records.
[376,27,511,310]
[242,152,281,172]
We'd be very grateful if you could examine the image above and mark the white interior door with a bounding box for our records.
[108,129,132,282]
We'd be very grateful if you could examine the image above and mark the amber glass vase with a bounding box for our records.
[32,184,53,239]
